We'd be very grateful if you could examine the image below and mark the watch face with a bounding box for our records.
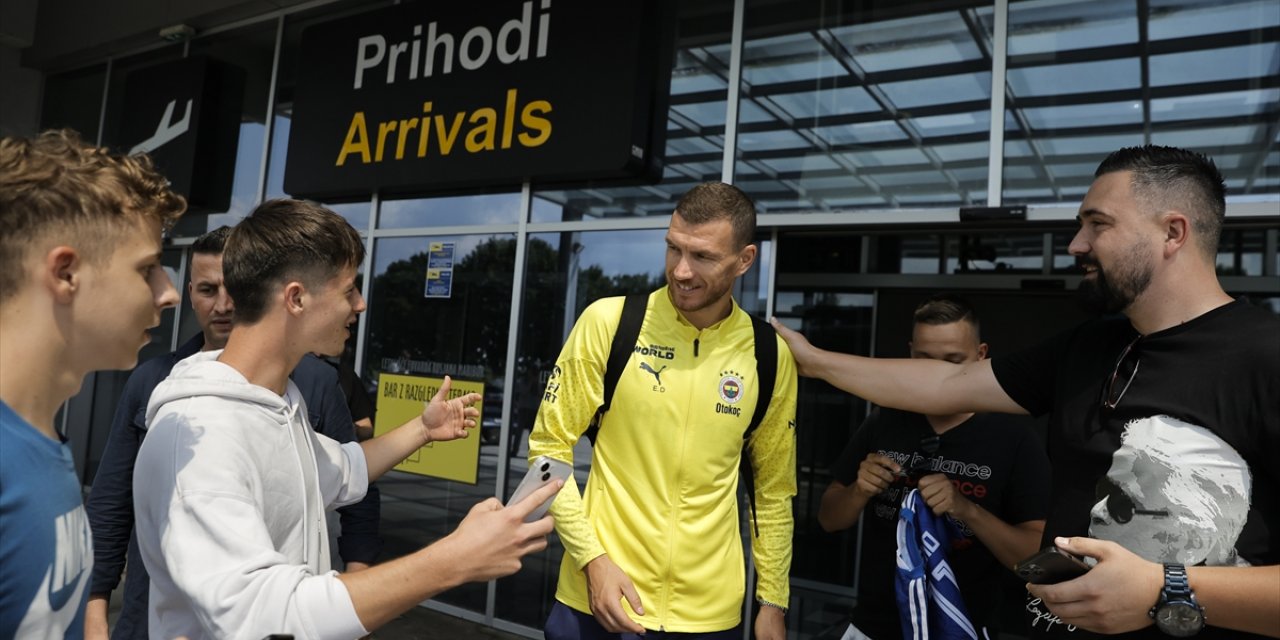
[1155,602,1205,637]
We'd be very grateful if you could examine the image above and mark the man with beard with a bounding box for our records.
[529,182,799,640]
[771,146,1279,638]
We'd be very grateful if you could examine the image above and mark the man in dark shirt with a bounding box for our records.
[775,146,1279,638]
[83,226,382,639]
[820,294,1049,639]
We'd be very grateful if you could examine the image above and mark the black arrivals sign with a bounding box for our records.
[113,57,245,212]
[284,0,674,201]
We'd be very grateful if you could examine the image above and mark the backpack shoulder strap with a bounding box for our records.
[585,292,648,444]
[741,313,778,537]
[746,314,777,439]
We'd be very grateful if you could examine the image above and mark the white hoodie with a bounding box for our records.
[133,350,369,640]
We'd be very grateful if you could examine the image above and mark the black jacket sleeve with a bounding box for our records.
[85,361,163,595]
[296,356,383,565]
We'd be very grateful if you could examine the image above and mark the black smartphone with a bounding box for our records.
[1015,546,1091,584]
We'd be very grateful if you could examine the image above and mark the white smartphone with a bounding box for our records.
[506,456,572,522]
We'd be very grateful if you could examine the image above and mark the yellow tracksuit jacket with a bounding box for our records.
[528,287,798,632]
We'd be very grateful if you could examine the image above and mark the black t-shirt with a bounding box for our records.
[832,408,1052,639]
[992,299,1280,639]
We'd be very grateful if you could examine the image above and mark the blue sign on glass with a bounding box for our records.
[428,241,455,269]
[425,268,453,298]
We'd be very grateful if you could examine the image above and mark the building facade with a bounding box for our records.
[8,0,1278,637]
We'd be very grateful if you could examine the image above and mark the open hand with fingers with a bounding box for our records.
[420,375,483,444]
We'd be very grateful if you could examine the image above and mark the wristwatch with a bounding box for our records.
[1148,563,1205,637]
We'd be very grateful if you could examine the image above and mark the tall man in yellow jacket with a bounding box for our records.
[529,182,798,640]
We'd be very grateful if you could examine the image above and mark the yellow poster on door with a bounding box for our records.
[374,373,483,484]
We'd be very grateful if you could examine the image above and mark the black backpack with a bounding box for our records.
[582,292,777,536]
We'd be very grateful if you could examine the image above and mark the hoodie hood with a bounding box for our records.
[145,349,298,428]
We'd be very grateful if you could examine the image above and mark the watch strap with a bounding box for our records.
[1161,563,1194,603]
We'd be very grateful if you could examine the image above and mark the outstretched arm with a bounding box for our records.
[771,318,1026,416]
[338,480,563,632]
[359,375,480,481]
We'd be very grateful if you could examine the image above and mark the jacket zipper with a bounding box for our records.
[660,331,703,630]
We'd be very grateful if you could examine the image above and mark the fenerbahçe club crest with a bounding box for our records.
[717,370,744,417]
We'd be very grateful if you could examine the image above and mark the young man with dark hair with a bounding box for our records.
[774,146,1280,638]
[83,225,383,639]
[0,129,185,638]
[530,182,799,640]
[819,294,1050,639]
[132,199,561,639]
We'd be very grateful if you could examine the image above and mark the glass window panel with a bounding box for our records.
[1151,90,1280,123]
[1050,162,1103,178]
[742,38,827,89]
[1004,0,1138,55]
[949,166,991,183]
[1007,58,1140,97]
[867,170,949,187]
[897,191,967,205]
[909,110,991,137]
[1034,132,1146,157]
[1153,125,1262,150]
[671,49,729,95]
[739,1,993,214]
[1022,101,1144,130]
[853,147,931,168]
[379,192,521,229]
[769,87,881,120]
[1149,0,1280,39]
[1003,164,1042,181]
[738,128,810,152]
[1149,44,1280,87]
[1004,0,1280,203]
[364,233,516,614]
[672,101,732,127]
[811,121,908,146]
[668,135,724,156]
[1215,229,1267,276]
[933,141,992,162]
[756,153,841,174]
[831,10,986,72]
[879,72,992,109]
[532,0,732,223]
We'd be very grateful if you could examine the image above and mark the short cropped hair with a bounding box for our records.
[223,199,365,324]
[192,225,232,257]
[674,182,757,249]
[913,293,981,342]
[0,129,185,303]
[1095,145,1226,257]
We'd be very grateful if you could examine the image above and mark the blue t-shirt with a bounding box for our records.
[0,400,92,639]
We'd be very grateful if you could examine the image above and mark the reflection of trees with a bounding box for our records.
[366,236,664,383]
